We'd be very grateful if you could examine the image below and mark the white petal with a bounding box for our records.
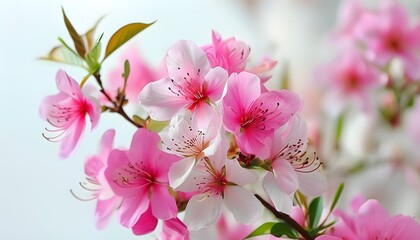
[272,160,299,194]
[223,186,262,224]
[184,194,222,231]
[169,157,196,189]
[225,159,257,186]
[262,173,293,214]
[297,171,327,197]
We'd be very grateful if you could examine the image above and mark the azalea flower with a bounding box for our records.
[160,110,222,189]
[139,40,228,122]
[262,115,327,212]
[326,198,420,239]
[202,30,250,75]
[222,71,300,157]
[316,48,383,113]
[359,0,420,80]
[104,128,180,234]
[81,129,122,229]
[40,70,100,158]
[247,56,278,92]
[161,217,190,240]
[177,145,262,230]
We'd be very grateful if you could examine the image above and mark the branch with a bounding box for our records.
[93,73,143,128]
[255,194,314,240]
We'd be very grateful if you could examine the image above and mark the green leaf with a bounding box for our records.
[308,197,324,229]
[85,34,103,74]
[61,7,86,57]
[39,45,85,67]
[146,119,169,133]
[309,221,336,236]
[330,183,344,212]
[123,59,131,80]
[83,15,105,51]
[270,222,299,238]
[245,222,276,239]
[103,21,155,60]
[334,113,345,149]
[279,63,289,90]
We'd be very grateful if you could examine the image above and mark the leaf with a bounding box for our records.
[123,59,130,80]
[279,63,289,90]
[309,221,336,236]
[83,15,105,50]
[330,183,344,212]
[308,197,324,229]
[146,119,169,133]
[245,222,276,239]
[334,113,345,149]
[61,7,86,57]
[39,45,85,67]
[104,21,155,60]
[270,222,299,238]
[85,34,103,74]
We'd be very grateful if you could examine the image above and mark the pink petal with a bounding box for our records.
[128,129,161,170]
[99,129,115,153]
[315,236,342,240]
[151,185,177,220]
[162,218,190,240]
[166,40,210,85]
[118,194,150,228]
[55,70,83,99]
[59,117,86,159]
[262,173,293,213]
[184,194,222,231]
[384,215,420,239]
[131,205,158,235]
[204,66,228,102]
[39,92,68,120]
[296,171,327,197]
[139,77,189,121]
[223,186,262,224]
[95,196,121,229]
[272,160,299,195]
[86,97,101,130]
[169,157,196,189]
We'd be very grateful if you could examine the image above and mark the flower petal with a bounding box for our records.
[297,171,327,197]
[204,67,228,102]
[225,159,257,186]
[169,157,196,189]
[131,205,158,235]
[262,173,293,213]
[272,160,299,195]
[151,185,177,220]
[59,117,85,158]
[223,186,262,224]
[118,194,150,228]
[184,194,222,231]
[95,197,121,229]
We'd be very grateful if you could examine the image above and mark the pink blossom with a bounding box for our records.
[326,199,420,239]
[215,214,255,240]
[316,48,382,112]
[360,0,420,80]
[222,71,300,156]
[202,30,250,75]
[104,45,165,105]
[82,129,122,229]
[104,129,180,233]
[177,145,262,230]
[160,110,222,189]
[139,40,228,121]
[263,116,326,212]
[40,70,100,158]
[162,217,190,240]
[334,0,367,42]
[247,56,278,92]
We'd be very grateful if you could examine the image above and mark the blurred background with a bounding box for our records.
[1,0,420,239]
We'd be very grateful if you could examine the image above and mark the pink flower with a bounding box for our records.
[160,110,222,189]
[263,116,326,212]
[360,0,420,80]
[40,70,100,158]
[334,0,367,42]
[82,129,122,229]
[247,56,278,92]
[139,40,228,121]
[104,129,180,233]
[202,30,250,75]
[177,146,262,230]
[222,71,300,156]
[162,218,190,240]
[316,48,382,112]
[105,45,165,105]
[326,199,420,239]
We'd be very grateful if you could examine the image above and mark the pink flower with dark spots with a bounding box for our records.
[139,40,228,122]
[40,70,100,158]
[202,30,250,75]
[222,71,300,156]
[104,129,180,233]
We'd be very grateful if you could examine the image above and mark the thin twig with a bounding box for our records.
[255,194,314,240]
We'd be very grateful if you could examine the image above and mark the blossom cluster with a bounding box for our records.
[39,2,420,239]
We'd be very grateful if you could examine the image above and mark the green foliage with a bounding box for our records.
[270,222,299,238]
[61,7,86,58]
[330,183,344,213]
[104,22,155,60]
[245,222,276,238]
[308,197,324,229]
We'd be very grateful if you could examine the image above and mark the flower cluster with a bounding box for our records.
[39,3,420,239]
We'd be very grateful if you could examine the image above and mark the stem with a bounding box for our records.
[255,194,314,240]
[93,73,143,128]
